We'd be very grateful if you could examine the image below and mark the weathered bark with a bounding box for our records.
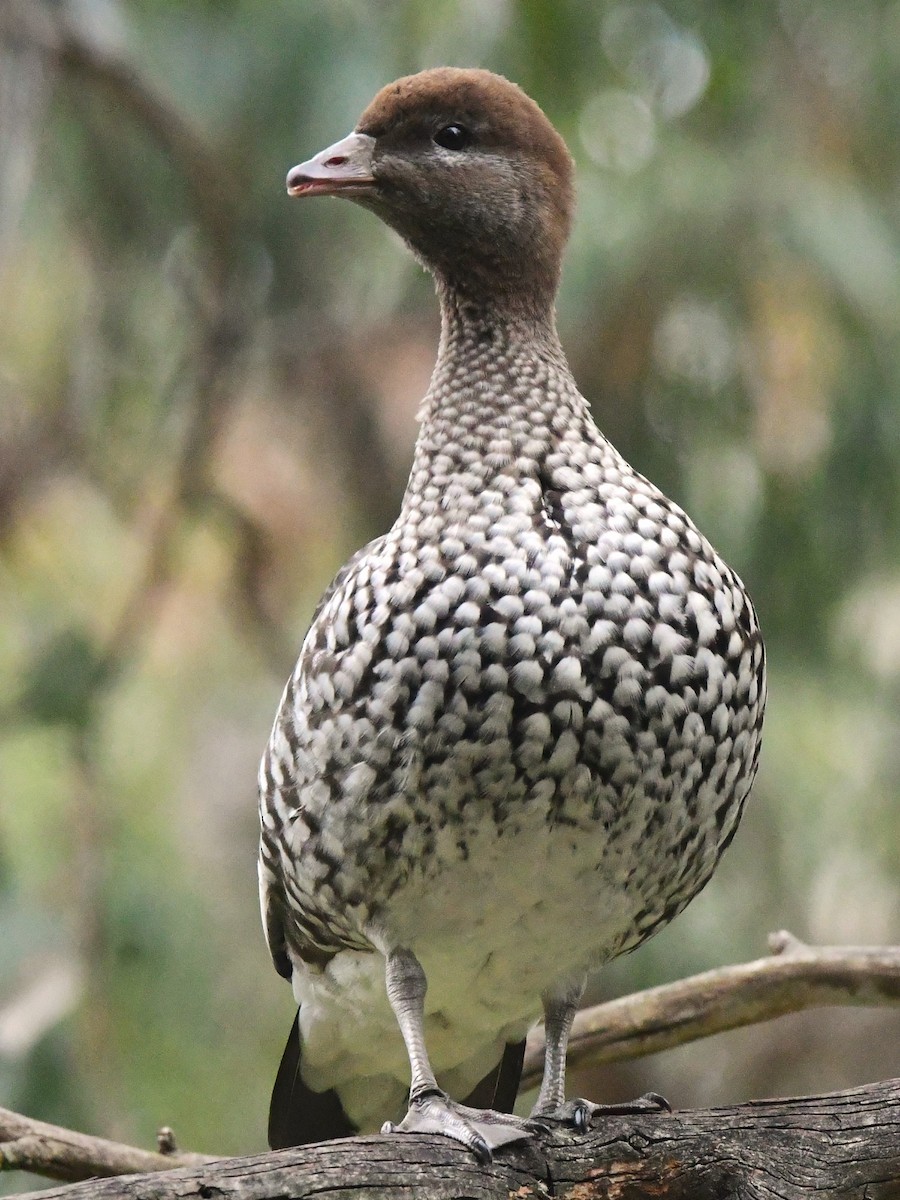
[0,1107,215,1183]
[14,1078,900,1200]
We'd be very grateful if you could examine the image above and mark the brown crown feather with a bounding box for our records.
[359,70,571,191]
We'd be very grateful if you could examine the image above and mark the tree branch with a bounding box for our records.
[523,930,900,1087]
[0,1108,216,1183]
[10,1078,900,1200]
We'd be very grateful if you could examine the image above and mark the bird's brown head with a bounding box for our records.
[287,68,575,320]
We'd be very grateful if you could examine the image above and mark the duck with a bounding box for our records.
[258,66,766,1162]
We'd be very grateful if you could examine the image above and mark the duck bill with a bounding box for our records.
[286,132,376,198]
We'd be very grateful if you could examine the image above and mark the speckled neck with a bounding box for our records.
[401,289,595,517]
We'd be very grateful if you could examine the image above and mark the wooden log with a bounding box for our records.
[12,1077,900,1200]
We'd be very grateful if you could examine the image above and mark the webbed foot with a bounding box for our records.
[528,1092,672,1133]
[381,1088,532,1164]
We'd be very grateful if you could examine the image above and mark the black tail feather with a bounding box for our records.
[268,1012,358,1149]
[462,1039,527,1113]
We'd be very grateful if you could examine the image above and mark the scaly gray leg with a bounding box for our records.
[529,979,671,1131]
[380,947,531,1163]
[529,980,589,1126]
[384,946,439,1100]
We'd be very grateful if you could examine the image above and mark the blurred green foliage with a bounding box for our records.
[1,0,899,1187]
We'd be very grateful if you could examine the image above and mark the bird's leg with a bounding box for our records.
[529,980,584,1120]
[529,980,672,1132]
[381,947,531,1163]
[383,946,440,1101]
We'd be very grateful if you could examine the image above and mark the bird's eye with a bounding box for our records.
[433,124,471,151]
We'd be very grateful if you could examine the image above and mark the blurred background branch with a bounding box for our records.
[3,0,237,263]
[524,931,900,1087]
[1,0,899,1194]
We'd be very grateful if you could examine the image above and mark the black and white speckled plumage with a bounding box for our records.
[259,68,765,1146]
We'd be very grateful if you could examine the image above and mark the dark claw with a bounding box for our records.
[638,1092,672,1113]
[469,1133,493,1165]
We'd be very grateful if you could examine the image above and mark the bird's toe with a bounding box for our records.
[382,1091,532,1162]
[528,1092,672,1134]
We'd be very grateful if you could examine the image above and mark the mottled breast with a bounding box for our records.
[260,433,765,965]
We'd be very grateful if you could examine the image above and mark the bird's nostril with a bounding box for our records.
[325,155,348,167]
